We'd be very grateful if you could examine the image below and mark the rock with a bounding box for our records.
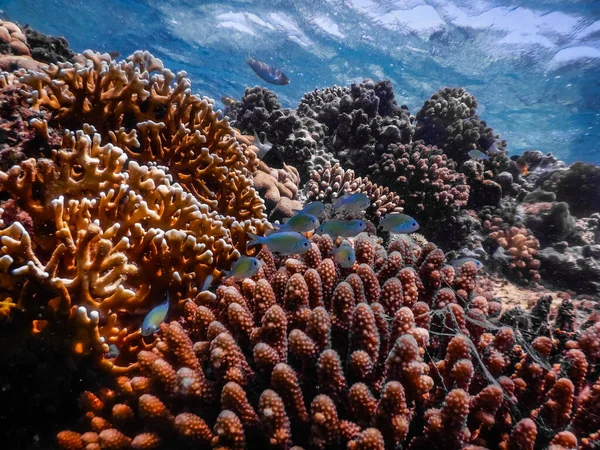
[523,189,556,203]
[526,202,576,246]
[539,245,600,293]
[497,171,513,190]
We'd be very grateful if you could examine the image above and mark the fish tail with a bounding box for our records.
[247,232,262,247]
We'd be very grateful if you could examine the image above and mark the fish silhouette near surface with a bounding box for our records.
[141,294,169,336]
[247,55,290,85]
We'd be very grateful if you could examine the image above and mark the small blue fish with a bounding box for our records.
[379,213,420,234]
[316,219,366,238]
[343,219,367,237]
[293,201,326,219]
[201,274,214,292]
[275,213,320,233]
[451,257,483,270]
[223,255,263,280]
[247,231,311,255]
[247,55,290,86]
[331,243,356,268]
[468,150,489,161]
[487,141,503,155]
[141,294,169,336]
[333,192,371,212]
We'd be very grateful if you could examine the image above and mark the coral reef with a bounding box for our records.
[1,23,600,450]
[367,141,470,228]
[0,50,270,374]
[228,86,337,179]
[305,163,404,219]
[413,87,504,164]
[56,236,600,449]
[538,162,600,217]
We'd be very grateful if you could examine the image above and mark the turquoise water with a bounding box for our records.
[2,0,599,162]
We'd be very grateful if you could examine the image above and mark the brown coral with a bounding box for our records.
[56,234,600,449]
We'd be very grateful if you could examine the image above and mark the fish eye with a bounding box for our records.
[253,261,258,266]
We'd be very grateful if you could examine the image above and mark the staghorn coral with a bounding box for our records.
[0,50,270,374]
[19,50,268,243]
[304,162,404,220]
[56,233,600,449]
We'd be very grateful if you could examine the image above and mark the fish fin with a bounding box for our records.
[264,136,274,147]
[253,131,261,144]
[247,232,261,247]
[222,269,231,279]
[282,217,290,224]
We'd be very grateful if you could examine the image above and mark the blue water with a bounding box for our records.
[2,0,599,163]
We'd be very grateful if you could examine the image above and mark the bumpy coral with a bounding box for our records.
[298,79,414,171]
[252,159,303,221]
[367,141,470,227]
[482,216,541,282]
[57,233,599,449]
[229,86,337,180]
[305,163,404,219]
[414,87,504,163]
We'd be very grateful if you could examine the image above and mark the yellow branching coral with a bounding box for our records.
[0,127,246,370]
[18,50,268,251]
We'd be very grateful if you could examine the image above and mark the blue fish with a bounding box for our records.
[247,231,311,255]
[379,213,420,234]
[141,294,169,336]
[293,201,326,219]
[275,213,320,233]
[451,257,484,270]
[223,255,262,280]
[331,243,356,268]
[333,192,370,212]
[468,150,489,161]
[344,219,368,237]
[247,56,290,86]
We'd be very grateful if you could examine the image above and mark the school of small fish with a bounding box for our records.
[137,188,489,336]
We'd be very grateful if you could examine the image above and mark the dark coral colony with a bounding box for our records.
[0,20,599,450]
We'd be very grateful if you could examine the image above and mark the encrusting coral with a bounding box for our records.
[57,233,599,449]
